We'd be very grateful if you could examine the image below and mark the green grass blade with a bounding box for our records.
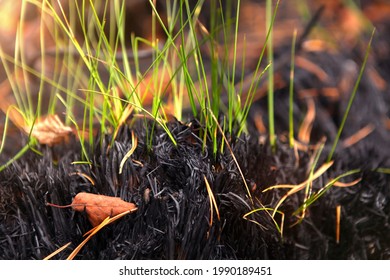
[266,0,275,150]
[0,143,31,172]
[289,29,297,148]
[293,169,362,216]
[327,28,375,162]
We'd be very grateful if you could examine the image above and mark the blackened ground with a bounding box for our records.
[1,0,390,261]
[0,121,282,260]
[0,114,389,259]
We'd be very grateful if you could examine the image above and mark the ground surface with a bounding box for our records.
[1,0,390,259]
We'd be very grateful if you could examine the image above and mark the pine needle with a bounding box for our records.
[43,242,72,260]
[68,210,133,260]
[204,175,220,227]
[119,130,138,174]
[336,205,341,244]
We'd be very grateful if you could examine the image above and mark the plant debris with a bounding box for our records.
[25,114,73,146]
[1,118,390,259]
[47,192,138,227]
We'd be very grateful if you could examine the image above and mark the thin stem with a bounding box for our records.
[266,0,275,150]
[289,29,297,148]
[327,28,375,162]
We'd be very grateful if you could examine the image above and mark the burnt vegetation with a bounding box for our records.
[1,0,390,259]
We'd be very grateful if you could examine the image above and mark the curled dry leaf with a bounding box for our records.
[24,114,73,146]
[71,192,137,227]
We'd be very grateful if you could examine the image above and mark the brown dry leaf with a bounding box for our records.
[24,114,73,146]
[71,192,137,227]
[45,194,137,260]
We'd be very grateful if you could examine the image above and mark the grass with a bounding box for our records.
[0,0,381,240]
[266,0,276,151]
[0,0,280,160]
[289,29,297,148]
[326,28,376,162]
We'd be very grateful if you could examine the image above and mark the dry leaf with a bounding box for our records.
[24,114,73,146]
[45,194,137,260]
[71,193,137,227]
[1,81,73,147]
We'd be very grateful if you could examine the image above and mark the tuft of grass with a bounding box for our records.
[1,0,284,166]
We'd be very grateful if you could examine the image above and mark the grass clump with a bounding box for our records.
[1,0,281,163]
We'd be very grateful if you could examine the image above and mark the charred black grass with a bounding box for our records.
[2,1,390,261]
[2,47,390,259]
[1,112,390,259]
